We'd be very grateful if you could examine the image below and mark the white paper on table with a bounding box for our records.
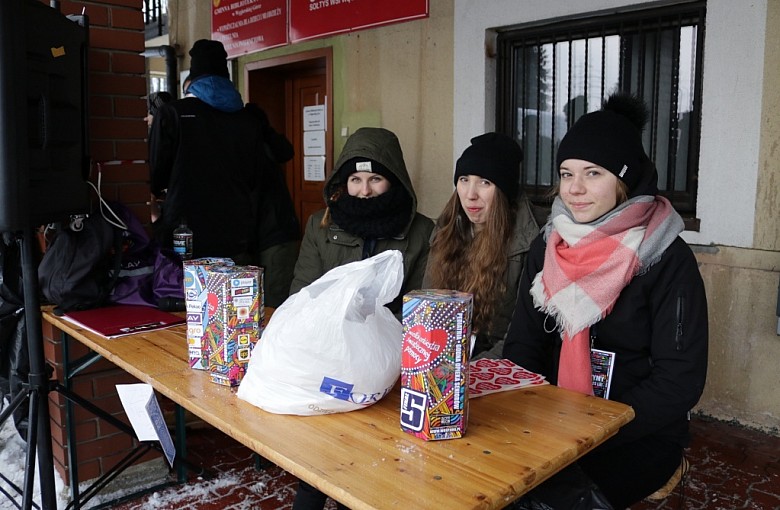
[116,383,176,467]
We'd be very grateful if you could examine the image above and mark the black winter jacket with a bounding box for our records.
[504,235,708,450]
[244,104,298,253]
[149,97,266,259]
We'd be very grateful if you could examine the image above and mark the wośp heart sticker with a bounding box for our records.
[402,324,449,372]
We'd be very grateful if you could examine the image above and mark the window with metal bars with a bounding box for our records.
[497,2,705,230]
[143,0,168,40]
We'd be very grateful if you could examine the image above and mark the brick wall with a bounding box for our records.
[40,0,156,485]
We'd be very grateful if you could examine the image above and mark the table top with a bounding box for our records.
[44,308,634,510]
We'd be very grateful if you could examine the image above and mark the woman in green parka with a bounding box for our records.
[290,127,433,509]
[289,127,433,313]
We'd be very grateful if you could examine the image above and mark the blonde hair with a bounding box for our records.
[427,190,513,334]
[318,187,344,228]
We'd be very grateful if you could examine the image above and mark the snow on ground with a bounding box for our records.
[0,399,205,509]
[0,408,70,509]
[1,396,296,509]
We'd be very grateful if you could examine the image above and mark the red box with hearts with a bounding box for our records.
[400,290,473,440]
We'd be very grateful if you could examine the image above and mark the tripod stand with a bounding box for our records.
[0,228,57,510]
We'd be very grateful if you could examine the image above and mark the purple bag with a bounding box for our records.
[153,247,184,302]
[108,203,183,307]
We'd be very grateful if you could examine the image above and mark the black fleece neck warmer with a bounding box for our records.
[328,185,413,239]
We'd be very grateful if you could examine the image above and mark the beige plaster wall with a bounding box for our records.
[167,0,210,72]
[692,2,780,433]
[694,247,780,432]
[337,13,455,220]
[756,0,780,252]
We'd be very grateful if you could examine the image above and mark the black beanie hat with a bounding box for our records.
[556,93,657,197]
[454,132,523,202]
[188,39,229,82]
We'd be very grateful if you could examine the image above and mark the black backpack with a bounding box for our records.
[37,211,124,315]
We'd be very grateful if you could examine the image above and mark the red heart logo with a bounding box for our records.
[475,381,502,391]
[514,368,540,379]
[402,325,449,370]
[495,376,524,385]
[471,371,494,381]
[490,367,512,376]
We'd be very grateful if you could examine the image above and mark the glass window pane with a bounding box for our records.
[675,25,697,192]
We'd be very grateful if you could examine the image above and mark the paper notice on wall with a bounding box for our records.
[303,130,326,156]
[303,105,326,131]
[304,156,326,181]
[116,383,176,467]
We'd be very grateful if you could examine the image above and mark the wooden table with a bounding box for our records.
[44,309,634,510]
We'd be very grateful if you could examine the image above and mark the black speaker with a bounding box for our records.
[0,0,91,231]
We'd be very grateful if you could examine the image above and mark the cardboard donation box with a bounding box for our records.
[183,258,264,386]
[400,290,473,440]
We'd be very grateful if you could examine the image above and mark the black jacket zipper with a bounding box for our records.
[676,293,684,351]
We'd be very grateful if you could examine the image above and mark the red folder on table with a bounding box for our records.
[63,304,185,339]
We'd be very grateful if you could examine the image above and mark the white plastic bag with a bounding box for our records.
[236,250,404,415]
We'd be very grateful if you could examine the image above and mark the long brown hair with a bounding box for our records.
[427,190,514,334]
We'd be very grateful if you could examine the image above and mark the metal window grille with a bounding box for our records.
[497,2,705,228]
[143,0,168,39]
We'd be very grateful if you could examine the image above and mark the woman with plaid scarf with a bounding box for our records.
[504,93,708,509]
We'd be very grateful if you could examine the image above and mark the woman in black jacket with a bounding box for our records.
[504,93,708,509]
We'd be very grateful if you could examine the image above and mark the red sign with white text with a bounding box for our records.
[289,0,428,43]
[212,0,288,58]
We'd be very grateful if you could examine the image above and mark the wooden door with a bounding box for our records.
[289,73,328,231]
[245,49,333,239]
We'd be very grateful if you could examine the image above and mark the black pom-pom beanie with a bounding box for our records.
[556,93,657,197]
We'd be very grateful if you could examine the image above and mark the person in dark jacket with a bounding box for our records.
[504,93,708,509]
[423,132,538,359]
[149,39,293,264]
[243,103,298,308]
[144,91,173,129]
[290,127,433,510]
[145,91,174,224]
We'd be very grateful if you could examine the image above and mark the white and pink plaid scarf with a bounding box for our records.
[530,195,684,395]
